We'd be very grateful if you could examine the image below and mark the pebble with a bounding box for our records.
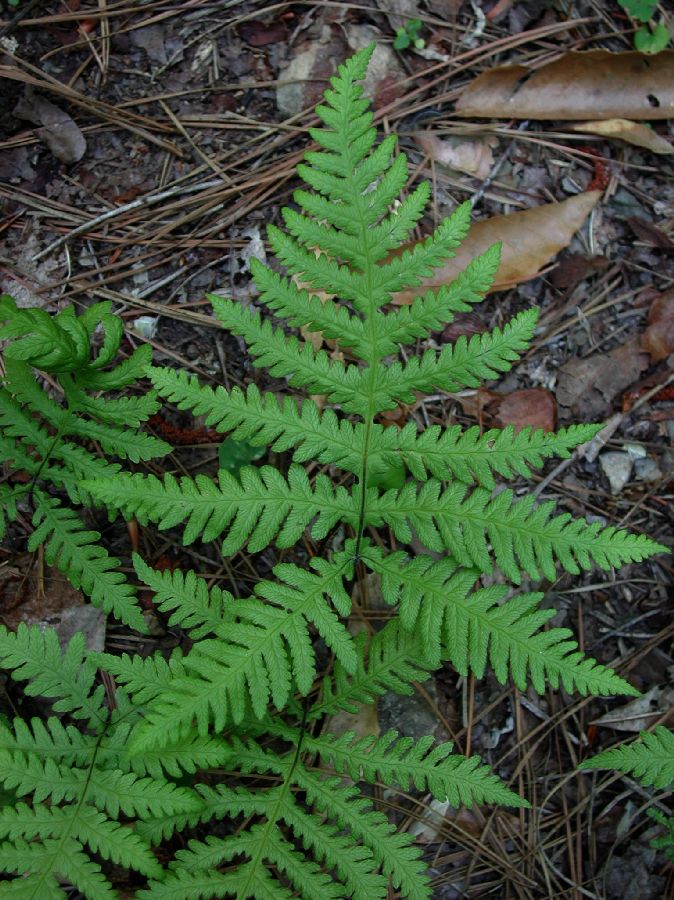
[599,451,633,494]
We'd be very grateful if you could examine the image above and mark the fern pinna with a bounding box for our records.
[580,727,674,862]
[0,296,170,631]
[0,45,665,898]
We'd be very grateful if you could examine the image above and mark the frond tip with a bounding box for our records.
[579,727,674,790]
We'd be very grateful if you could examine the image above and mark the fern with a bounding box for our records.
[580,727,674,860]
[2,44,667,898]
[0,296,170,629]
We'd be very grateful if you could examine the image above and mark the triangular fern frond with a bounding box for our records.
[579,726,674,789]
[30,493,145,631]
[0,625,105,726]
[115,547,356,751]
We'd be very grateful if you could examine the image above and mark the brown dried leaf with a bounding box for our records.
[393,191,600,304]
[627,217,674,251]
[495,388,557,433]
[569,119,673,154]
[14,89,86,164]
[415,132,498,179]
[556,338,650,420]
[550,253,609,290]
[641,289,674,363]
[455,51,674,121]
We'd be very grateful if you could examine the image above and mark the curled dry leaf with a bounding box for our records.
[455,51,674,121]
[392,191,600,304]
[569,119,673,154]
[641,289,674,363]
[415,132,498,179]
[13,89,86,164]
[495,388,557,433]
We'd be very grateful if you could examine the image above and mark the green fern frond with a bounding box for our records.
[147,368,364,472]
[83,464,357,553]
[297,766,431,900]
[0,837,118,900]
[366,479,666,582]
[4,357,169,463]
[209,295,369,413]
[0,625,105,726]
[373,308,538,407]
[393,421,602,489]
[302,729,526,808]
[250,256,369,356]
[579,726,674,789]
[378,243,501,347]
[122,548,356,750]
[30,493,145,631]
[310,619,434,719]
[362,545,637,696]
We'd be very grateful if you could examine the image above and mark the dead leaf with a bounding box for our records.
[550,253,609,290]
[455,51,674,121]
[627,217,674,251]
[14,89,86,164]
[592,686,674,732]
[569,119,673,154]
[392,191,600,304]
[238,21,288,46]
[441,311,486,343]
[641,289,674,362]
[495,388,557,433]
[556,338,650,420]
[415,132,498,179]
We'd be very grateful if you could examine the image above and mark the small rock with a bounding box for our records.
[634,457,663,482]
[599,451,633,493]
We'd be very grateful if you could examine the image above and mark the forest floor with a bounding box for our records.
[1,1,673,897]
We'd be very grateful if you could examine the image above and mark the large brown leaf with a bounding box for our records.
[393,191,600,304]
[455,51,674,121]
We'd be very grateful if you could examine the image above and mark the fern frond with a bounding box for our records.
[579,727,674,789]
[5,358,170,463]
[362,546,637,696]
[74,342,153,390]
[0,803,162,878]
[303,729,526,808]
[124,548,356,750]
[251,256,369,355]
[366,480,666,582]
[393,422,602,489]
[62,379,161,427]
[83,464,357,554]
[297,766,431,900]
[0,625,104,726]
[0,750,201,818]
[0,837,118,900]
[148,368,364,473]
[378,243,501,346]
[30,493,146,631]
[310,619,434,719]
[209,296,368,413]
[373,308,538,408]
